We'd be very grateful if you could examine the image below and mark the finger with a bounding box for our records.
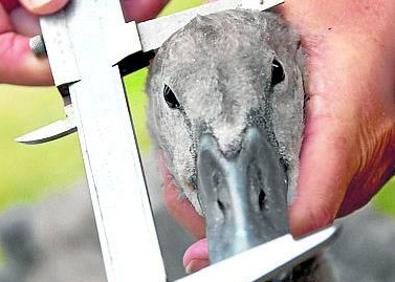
[289,114,355,237]
[183,238,209,274]
[18,0,68,15]
[10,7,40,36]
[1,0,19,13]
[122,0,169,22]
[289,37,361,237]
[0,4,52,85]
[0,32,52,85]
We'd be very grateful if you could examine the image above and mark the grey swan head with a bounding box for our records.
[147,9,305,264]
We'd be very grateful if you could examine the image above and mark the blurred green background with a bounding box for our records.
[0,0,393,217]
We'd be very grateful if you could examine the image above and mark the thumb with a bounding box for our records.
[19,0,68,15]
[289,112,357,237]
[289,37,363,237]
[122,0,169,22]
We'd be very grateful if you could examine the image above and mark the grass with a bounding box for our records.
[374,178,395,215]
[0,0,393,217]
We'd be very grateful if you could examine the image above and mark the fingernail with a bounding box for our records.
[24,0,51,8]
[185,259,210,274]
[20,0,69,15]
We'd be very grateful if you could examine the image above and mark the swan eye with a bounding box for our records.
[271,59,285,87]
[163,84,181,109]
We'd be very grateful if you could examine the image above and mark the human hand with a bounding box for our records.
[0,0,169,85]
[162,0,395,273]
[281,0,395,236]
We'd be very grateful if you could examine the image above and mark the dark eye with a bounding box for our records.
[271,59,285,87]
[163,84,181,109]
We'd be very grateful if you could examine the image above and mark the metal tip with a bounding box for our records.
[15,117,77,145]
[15,136,32,145]
[29,35,47,57]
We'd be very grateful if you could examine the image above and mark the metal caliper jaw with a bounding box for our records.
[178,225,340,282]
[16,85,76,145]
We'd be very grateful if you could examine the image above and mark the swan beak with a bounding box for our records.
[197,127,289,263]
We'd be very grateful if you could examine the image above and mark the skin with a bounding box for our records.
[1,0,394,274]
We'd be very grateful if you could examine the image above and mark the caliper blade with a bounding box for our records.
[177,226,340,282]
[15,110,76,145]
[16,90,76,145]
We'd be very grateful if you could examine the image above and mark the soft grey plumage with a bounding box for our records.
[147,8,306,270]
[148,10,304,211]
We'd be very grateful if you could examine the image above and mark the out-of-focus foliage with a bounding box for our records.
[0,246,4,265]
[161,0,204,13]
[0,0,393,217]
[0,85,84,211]
[374,178,395,215]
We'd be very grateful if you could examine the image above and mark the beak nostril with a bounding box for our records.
[248,160,268,213]
[212,171,221,188]
[217,199,225,213]
[258,189,266,211]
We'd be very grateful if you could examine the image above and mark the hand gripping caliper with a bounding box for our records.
[16,1,339,281]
